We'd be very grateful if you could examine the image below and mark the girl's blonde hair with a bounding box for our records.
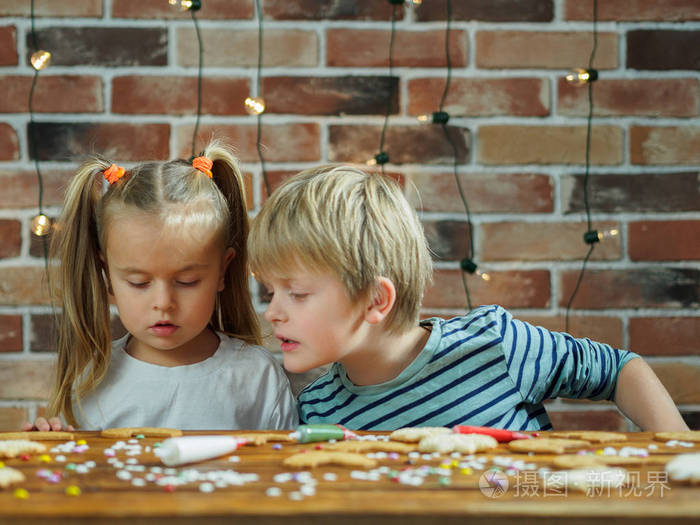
[248,165,433,334]
[48,139,260,426]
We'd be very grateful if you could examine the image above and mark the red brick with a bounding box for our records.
[519,315,623,349]
[479,125,622,165]
[0,220,21,259]
[31,123,170,162]
[0,26,17,66]
[562,172,700,214]
[558,78,699,118]
[548,409,628,431]
[28,313,55,353]
[113,0,252,19]
[629,220,700,261]
[417,0,553,22]
[327,29,467,68]
[259,170,297,202]
[424,270,550,310]
[0,315,22,352]
[0,358,54,399]
[408,172,553,214]
[476,31,617,69]
[0,76,103,113]
[0,169,73,208]
[630,126,700,165]
[481,221,621,262]
[263,76,398,116]
[559,268,700,310]
[627,30,700,70]
[629,317,700,357]
[0,407,29,430]
[112,76,249,116]
[0,0,101,16]
[0,267,50,305]
[650,362,700,404]
[329,125,469,165]
[0,123,19,161]
[265,0,400,20]
[566,0,700,21]
[176,123,320,163]
[28,27,167,67]
[409,78,548,117]
[177,28,317,68]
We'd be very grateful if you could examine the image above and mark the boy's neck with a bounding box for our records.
[341,324,431,386]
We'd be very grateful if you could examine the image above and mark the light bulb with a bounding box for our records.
[366,151,389,166]
[31,214,51,236]
[169,0,201,11]
[30,50,51,71]
[244,96,266,115]
[409,0,423,4]
[566,68,598,86]
[416,111,449,124]
[583,228,619,245]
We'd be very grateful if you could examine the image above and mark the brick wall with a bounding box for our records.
[0,0,698,431]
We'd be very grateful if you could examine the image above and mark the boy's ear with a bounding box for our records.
[364,277,396,325]
[218,247,236,291]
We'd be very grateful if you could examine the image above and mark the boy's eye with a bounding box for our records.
[290,292,308,300]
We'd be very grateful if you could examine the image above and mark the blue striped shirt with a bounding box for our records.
[297,305,638,431]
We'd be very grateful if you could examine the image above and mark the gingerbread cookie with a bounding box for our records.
[508,437,589,454]
[654,431,700,443]
[0,466,25,488]
[551,454,654,469]
[665,453,700,484]
[418,433,498,454]
[0,431,75,441]
[323,440,415,454]
[100,427,183,439]
[282,451,377,469]
[549,431,627,443]
[0,439,47,459]
[389,426,451,443]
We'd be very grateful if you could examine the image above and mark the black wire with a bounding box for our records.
[254,0,270,197]
[565,0,598,333]
[377,3,399,175]
[190,8,203,158]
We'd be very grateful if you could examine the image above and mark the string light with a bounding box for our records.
[244,96,266,116]
[367,0,402,171]
[31,214,52,236]
[461,259,491,282]
[30,50,51,71]
[565,0,601,333]
[566,67,598,85]
[417,111,449,124]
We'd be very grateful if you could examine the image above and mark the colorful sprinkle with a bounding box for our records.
[13,488,29,499]
[39,454,51,463]
[65,485,81,496]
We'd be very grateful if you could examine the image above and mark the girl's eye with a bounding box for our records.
[177,280,200,287]
[261,291,273,302]
[128,281,149,288]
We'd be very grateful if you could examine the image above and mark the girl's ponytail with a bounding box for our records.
[48,159,115,426]
[204,140,261,346]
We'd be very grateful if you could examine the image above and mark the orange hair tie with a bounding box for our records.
[104,164,126,185]
[192,156,213,178]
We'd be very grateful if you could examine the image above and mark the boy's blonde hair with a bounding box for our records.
[248,165,433,333]
[48,139,260,426]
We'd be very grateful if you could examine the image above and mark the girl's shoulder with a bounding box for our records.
[216,333,280,366]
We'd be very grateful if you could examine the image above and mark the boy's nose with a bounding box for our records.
[263,297,286,324]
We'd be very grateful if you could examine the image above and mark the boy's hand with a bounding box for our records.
[21,417,75,432]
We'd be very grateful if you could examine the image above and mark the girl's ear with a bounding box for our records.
[364,277,396,325]
[218,247,236,291]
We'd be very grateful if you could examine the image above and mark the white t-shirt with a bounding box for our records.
[74,332,298,430]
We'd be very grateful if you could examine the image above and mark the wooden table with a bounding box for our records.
[0,431,698,524]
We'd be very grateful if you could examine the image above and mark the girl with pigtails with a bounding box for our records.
[24,140,298,431]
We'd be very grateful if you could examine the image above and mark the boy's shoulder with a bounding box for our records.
[421,304,509,337]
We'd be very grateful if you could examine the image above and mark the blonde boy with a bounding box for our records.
[249,166,688,432]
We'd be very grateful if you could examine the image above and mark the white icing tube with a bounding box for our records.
[157,436,244,466]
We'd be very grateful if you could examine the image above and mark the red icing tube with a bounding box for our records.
[452,425,531,443]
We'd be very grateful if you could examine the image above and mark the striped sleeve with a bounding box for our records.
[498,307,640,403]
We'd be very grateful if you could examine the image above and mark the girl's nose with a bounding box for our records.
[153,284,175,312]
